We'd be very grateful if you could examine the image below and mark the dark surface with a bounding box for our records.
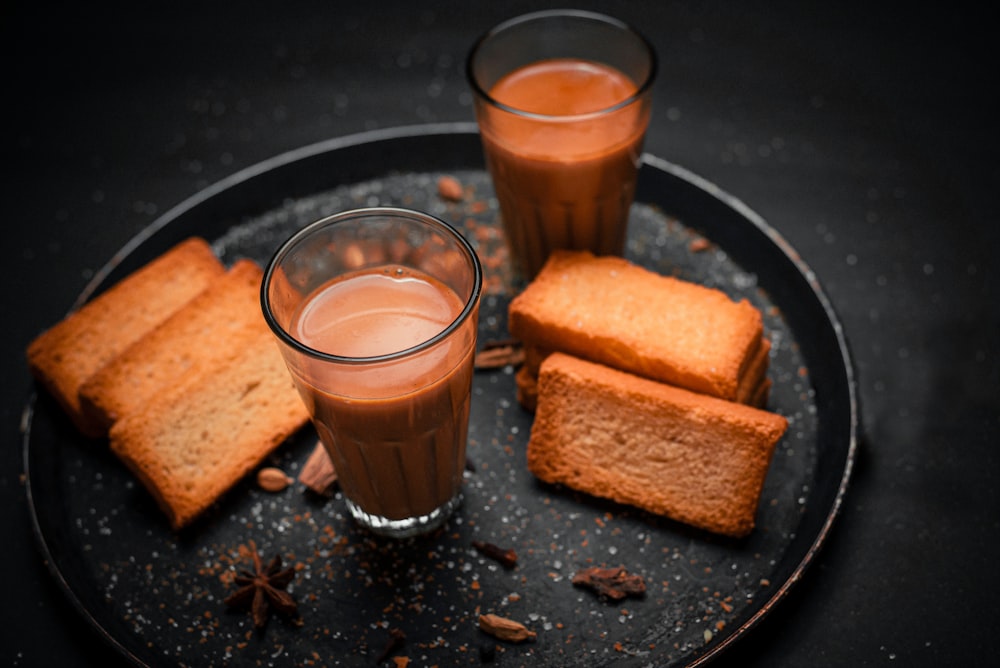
[3,1,996,666]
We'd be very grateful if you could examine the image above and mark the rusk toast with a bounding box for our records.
[527,353,788,538]
[109,326,310,530]
[509,251,764,401]
[79,259,267,430]
[26,237,225,436]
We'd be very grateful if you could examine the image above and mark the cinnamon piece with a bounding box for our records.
[571,566,646,601]
[472,540,518,569]
[298,441,337,496]
[475,339,524,370]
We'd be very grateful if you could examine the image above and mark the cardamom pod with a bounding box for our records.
[478,613,536,643]
[257,467,292,492]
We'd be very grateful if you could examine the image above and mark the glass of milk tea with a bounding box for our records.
[262,207,482,538]
[467,9,657,279]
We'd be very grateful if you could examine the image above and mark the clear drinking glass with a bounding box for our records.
[261,207,482,538]
[467,9,657,279]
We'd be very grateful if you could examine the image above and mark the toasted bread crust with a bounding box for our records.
[509,251,764,401]
[26,238,224,435]
[526,353,787,538]
[109,330,309,530]
[79,259,266,430]
[521,336,772,413]
[736,337,771,405]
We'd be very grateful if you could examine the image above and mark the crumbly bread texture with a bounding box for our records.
[80,259,267,431]
[109,329,310,530]
[509,251,764,401]
[527,353,788,538]
[26,237,225,435]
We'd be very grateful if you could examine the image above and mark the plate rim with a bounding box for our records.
[22,122,858,667]
[641,154,859,664]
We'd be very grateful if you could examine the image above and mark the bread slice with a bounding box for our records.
[108,325,310,530]
[527,353,788,538]
[509,251,764,401]
[27,237,225,436]
[80,259,266,431]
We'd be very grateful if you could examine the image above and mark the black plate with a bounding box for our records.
[24,123,857,667]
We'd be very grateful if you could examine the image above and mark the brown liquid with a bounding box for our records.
[288,266,475,522]
[477,58,650,277]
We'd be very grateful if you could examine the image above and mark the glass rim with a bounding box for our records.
[465,9,658,122]
[260,206,483,365]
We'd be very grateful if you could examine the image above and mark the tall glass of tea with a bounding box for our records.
[467,9,657,279]
[262,207,482,538]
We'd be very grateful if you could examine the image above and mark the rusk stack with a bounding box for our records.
[26,237,225,436]
[26,237,310,529]
[79,259,270,431]
[512,251,787,537]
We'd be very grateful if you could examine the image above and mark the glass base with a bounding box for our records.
[345,493,462,539]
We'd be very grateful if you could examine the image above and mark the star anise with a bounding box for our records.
[224,541,298,630]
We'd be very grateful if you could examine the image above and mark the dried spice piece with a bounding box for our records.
[437,175,464,201]
[475,339,525,370]
[375,627,407,663]
[299,441,338,496]
[224,541,298,629]
[571,566,646,601]
[256,467,292,492]
[479,614,536,643]
[472,540,518,569]
[689,237,712,253]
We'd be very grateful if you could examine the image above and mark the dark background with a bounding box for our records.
[3,1,997,665]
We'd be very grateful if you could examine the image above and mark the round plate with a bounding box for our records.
[24,123,856,667]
